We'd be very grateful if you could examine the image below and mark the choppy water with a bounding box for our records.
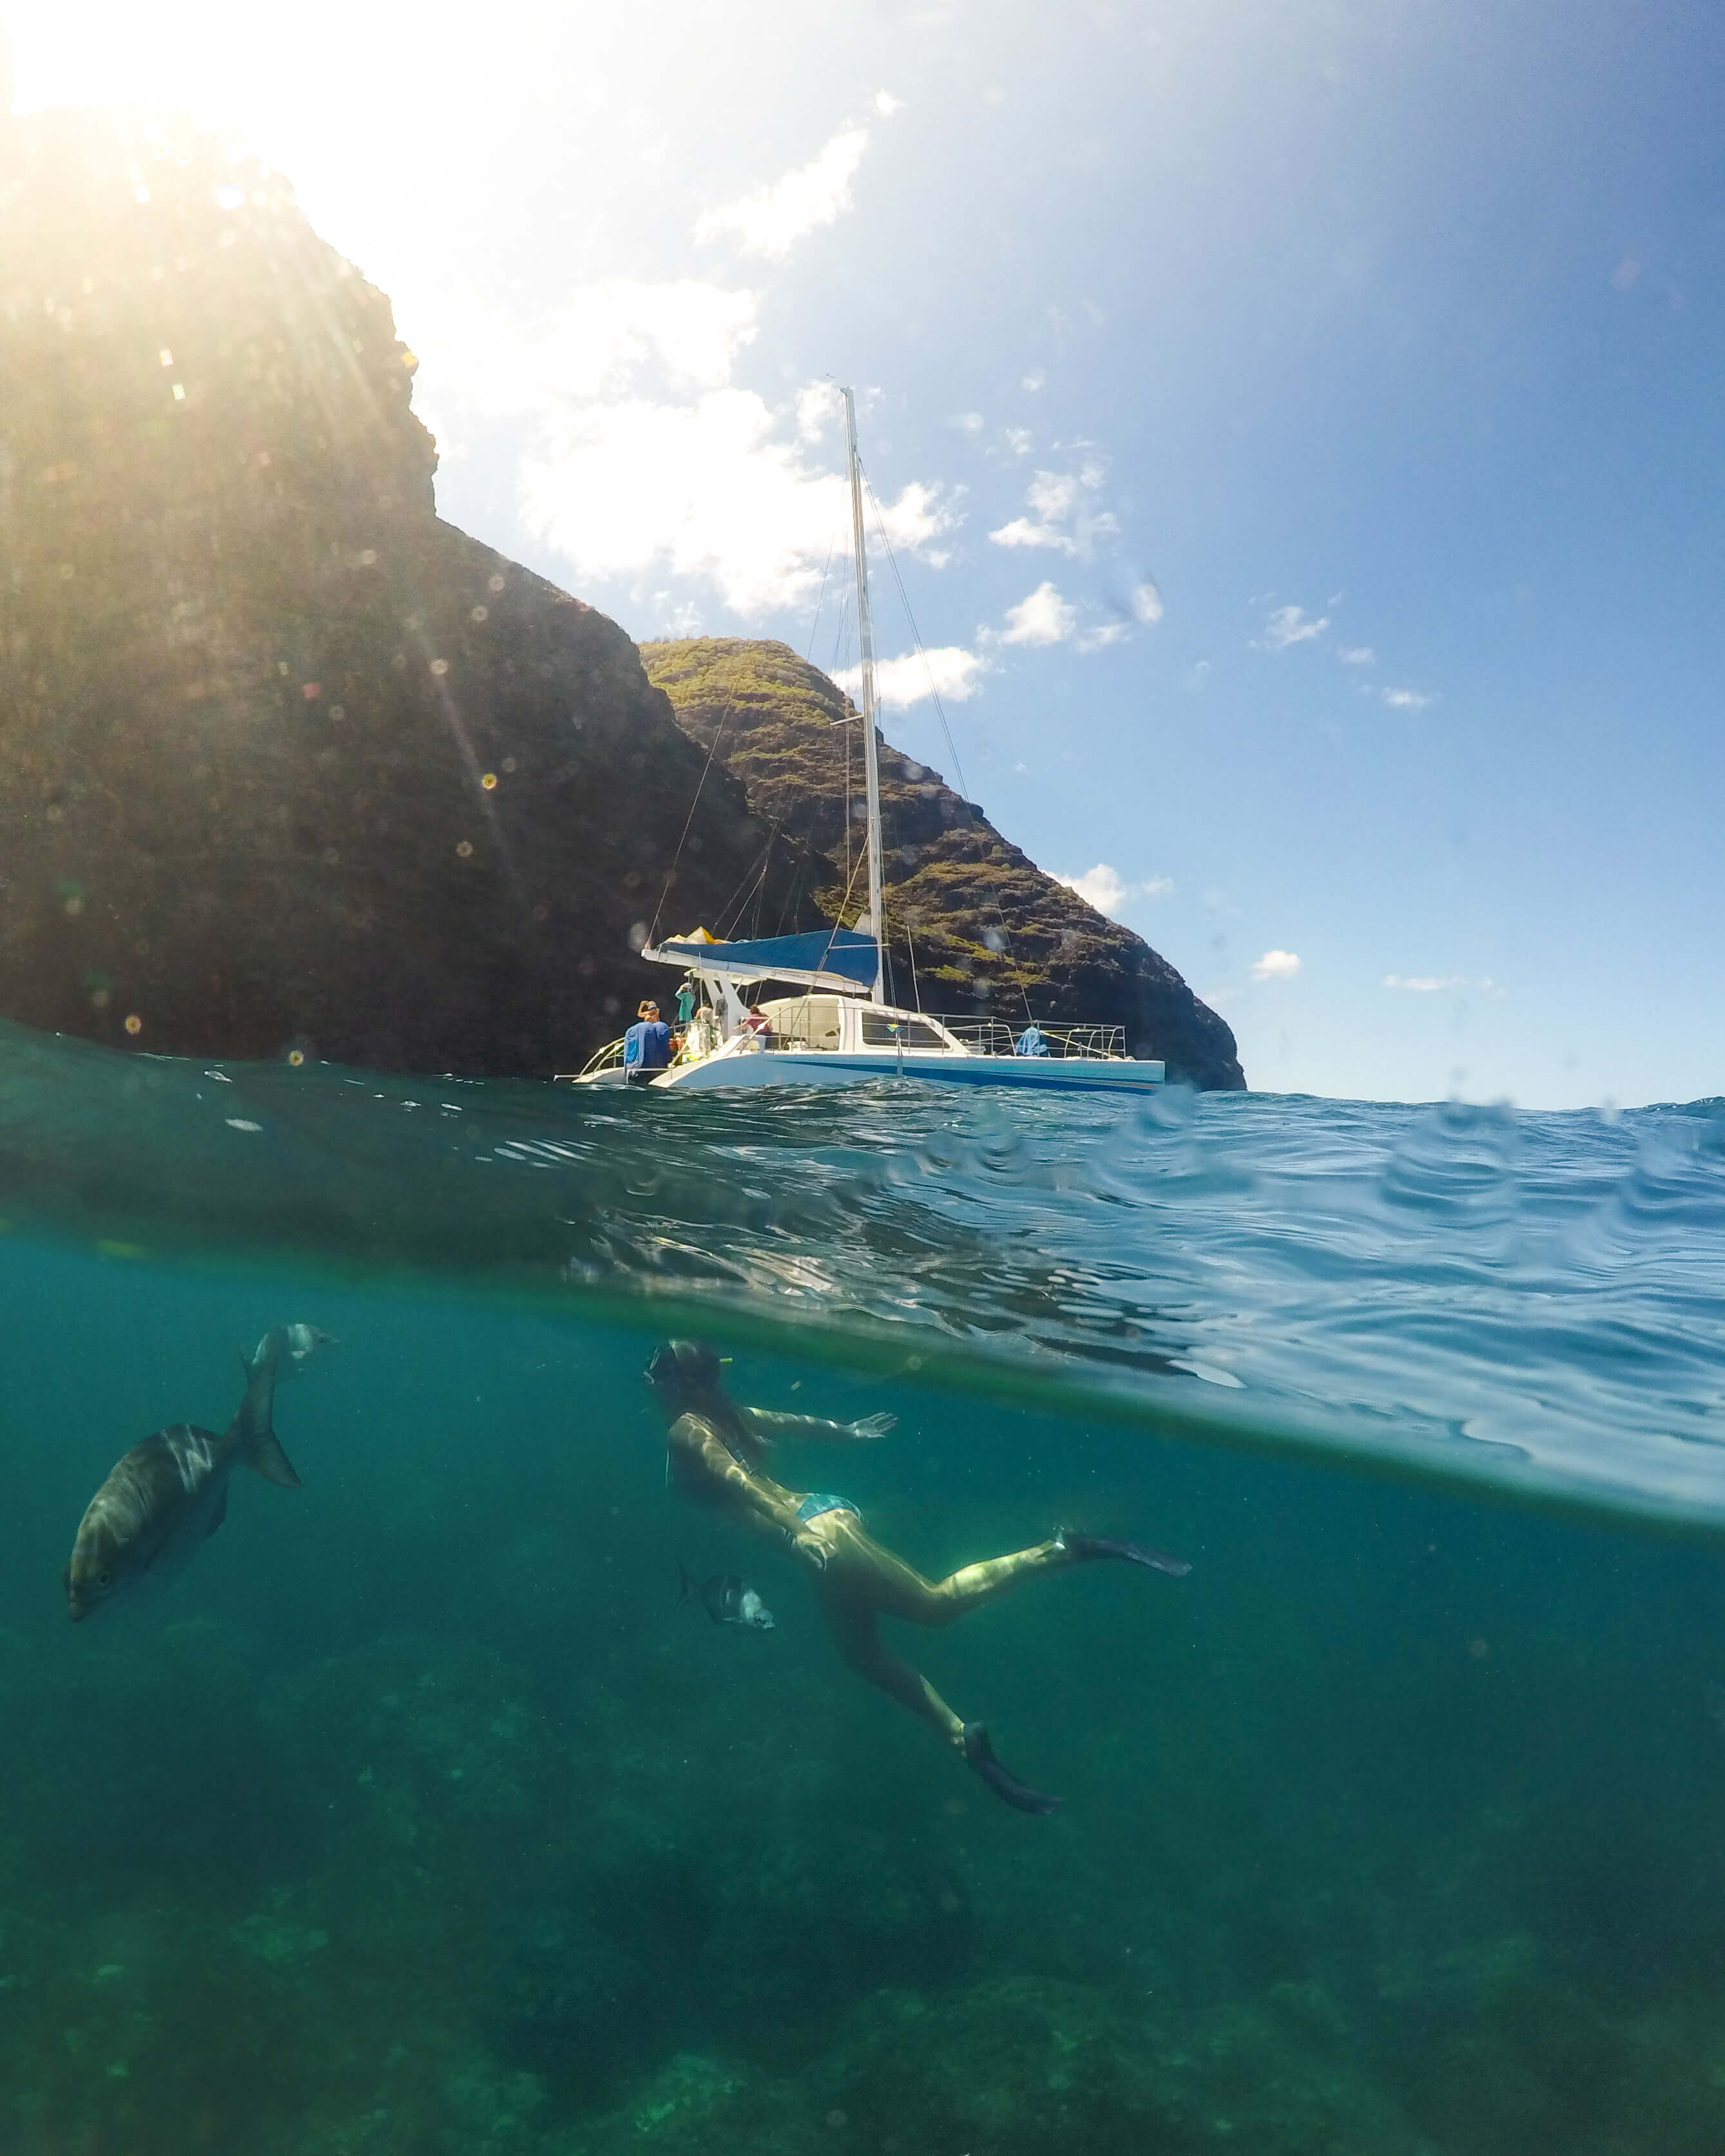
[4,1019,1725,2153]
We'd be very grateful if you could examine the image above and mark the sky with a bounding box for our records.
[8,0,1725,1108]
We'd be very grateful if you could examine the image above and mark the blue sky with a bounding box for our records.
[12,1,1725,1106]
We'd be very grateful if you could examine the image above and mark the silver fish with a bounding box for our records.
[64,1324,334,1622]
[677,1560,775,1630]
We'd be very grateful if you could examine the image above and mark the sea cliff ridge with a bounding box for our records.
[0,103,1241,1088]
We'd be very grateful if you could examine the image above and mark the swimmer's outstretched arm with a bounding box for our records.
[741,1407,897,1445]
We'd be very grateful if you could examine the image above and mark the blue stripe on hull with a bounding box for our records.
[658,1052,1164,1094]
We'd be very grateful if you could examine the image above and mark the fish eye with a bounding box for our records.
[96,1570,112,1589]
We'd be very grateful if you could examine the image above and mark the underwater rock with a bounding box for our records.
[558,1974,1425,2156]
[0,109,820,1075]
[641,638,1247,1088]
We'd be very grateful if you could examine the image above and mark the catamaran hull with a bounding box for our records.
[652,1051,1165,1093]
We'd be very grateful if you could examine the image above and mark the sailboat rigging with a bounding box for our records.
[569,389,1166,1095]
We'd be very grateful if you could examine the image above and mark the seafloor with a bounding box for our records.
[6,1260,1725,2154]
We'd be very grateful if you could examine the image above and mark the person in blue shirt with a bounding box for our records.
[622,999,672,1084]
[1015,1023,1050,1057]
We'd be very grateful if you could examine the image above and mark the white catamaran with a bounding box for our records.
[572,389,1166,1095]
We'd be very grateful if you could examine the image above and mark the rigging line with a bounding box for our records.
[843,683,853,898]
[862,466,1037,1028]
[748,824,776,938]
[860,463,970,800]
[828,584,853,680]
[646,703,733,947]
[713,829,775,939]
[804,535,839,662]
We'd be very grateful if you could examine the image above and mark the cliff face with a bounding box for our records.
[0,110,816,1073]
[639,640,1246,1090]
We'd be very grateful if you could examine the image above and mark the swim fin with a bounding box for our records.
[961,1722,1061,1816]
[1057,1527,1190,1577]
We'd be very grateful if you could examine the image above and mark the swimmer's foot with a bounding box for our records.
[961,1722,1061,1816]
[1057,1526,1190,1577]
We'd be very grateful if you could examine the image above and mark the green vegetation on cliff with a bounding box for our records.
[639,639,1245,1089]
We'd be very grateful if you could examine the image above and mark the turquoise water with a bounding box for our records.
[4,1021,1725,2152]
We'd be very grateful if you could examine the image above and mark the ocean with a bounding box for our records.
[3,1019,1725,2153]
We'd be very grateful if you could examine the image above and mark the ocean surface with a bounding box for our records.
[4,1017,1725,2153]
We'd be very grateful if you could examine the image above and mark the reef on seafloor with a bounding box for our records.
[6,1558,1725,2156]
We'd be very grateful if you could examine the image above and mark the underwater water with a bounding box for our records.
[4,1022,1725,2153]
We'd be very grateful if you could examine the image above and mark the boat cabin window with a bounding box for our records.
[859,1011,949,1050]
[761,995,843,1049]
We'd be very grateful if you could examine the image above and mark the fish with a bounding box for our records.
[64,1323,334,1622]
[676,1559,775,1630]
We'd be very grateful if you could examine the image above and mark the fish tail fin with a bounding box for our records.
[229,1328,309,1489]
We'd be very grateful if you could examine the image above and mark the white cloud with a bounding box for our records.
[872,90,904,117]
[795,383,838,440]
[1256,604,1328,650]
[477,278,758,406]
[1385,974,1505,997]
[1251,949,1302,980]
[519,375,956,617]
[988,460,1117,559]
[1338,644,1376,666]
[477,282,957,618]
[1021,369,1046,391]
[1128,579,1163,624]
[1075,621,1130,653]
[695,121,874,262]
[1000,579,1077,646]
[1382,686,1435,711]
[1003,426,1034,456]
[950,411,985,435]
[834,646,989,709]
[1054,864,1175,918]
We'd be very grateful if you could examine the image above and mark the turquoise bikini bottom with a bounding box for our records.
[795,1492,861,1526]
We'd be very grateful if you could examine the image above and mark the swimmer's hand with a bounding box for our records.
[788,1526,831,1570]
[847,1412,896,1442]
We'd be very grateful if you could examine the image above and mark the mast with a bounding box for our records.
[841,386,886,1003]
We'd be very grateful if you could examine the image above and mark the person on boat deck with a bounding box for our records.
[1015,1023,1050,1057]
[740,1005,772,1039]
[675,976,698,1028]
[622,999,671,1084]
[645,1339,1190,1815]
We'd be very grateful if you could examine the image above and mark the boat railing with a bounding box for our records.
[931,1017,1128,1061]
[567,1035,627,1081]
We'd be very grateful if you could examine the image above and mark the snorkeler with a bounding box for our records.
[646,1340,1189,1814]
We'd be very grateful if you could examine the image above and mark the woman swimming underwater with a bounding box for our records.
[646,1340,1189,1814]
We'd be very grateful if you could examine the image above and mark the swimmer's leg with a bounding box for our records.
[816,1514,1074,1628]
[818,1592,964,1746]
[816,1586,1062,1818]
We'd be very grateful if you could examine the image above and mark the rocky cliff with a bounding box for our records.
[639,640,1244,1090]
[1,104,1238,1088]
[0,109,819,1073]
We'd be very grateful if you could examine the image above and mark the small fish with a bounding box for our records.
[64,1324,334,1622]
[677,1559,775,1630]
